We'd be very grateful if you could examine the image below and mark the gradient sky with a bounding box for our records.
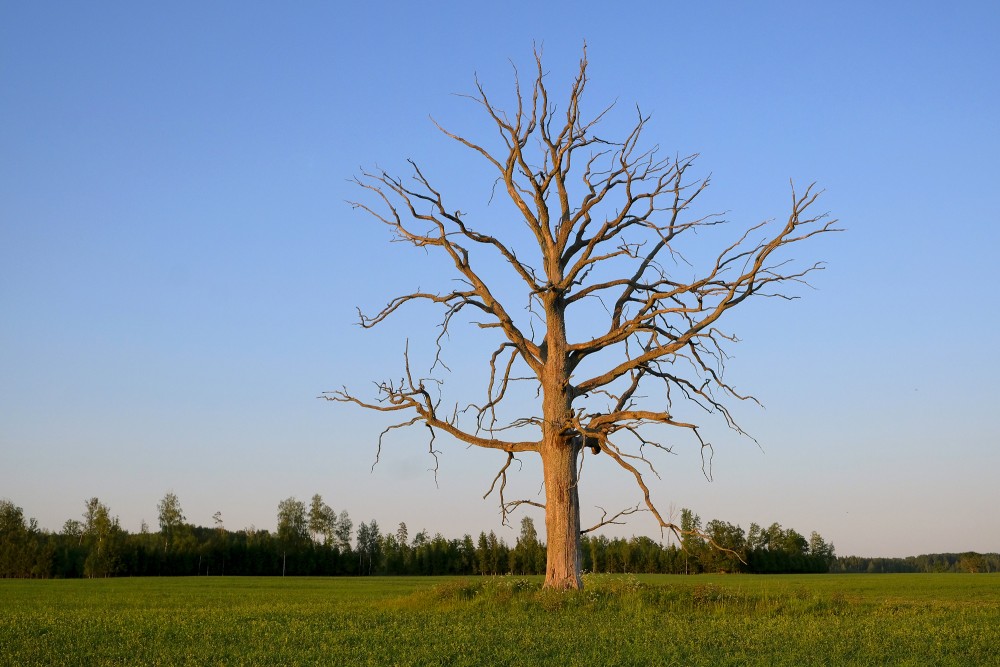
[2,2,998,558]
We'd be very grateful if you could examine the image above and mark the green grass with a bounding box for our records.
[2,574,998,666]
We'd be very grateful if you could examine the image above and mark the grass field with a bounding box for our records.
[2,574,998,666]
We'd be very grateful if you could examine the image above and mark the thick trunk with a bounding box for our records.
[541,436,583,589]
[539,287,583,589]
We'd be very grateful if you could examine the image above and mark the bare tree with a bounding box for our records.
[326,47,836,589]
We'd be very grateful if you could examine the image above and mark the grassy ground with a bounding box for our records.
[2,574,998,666]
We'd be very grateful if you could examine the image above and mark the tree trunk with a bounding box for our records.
[539,286,583,589]
[541,437,583,589]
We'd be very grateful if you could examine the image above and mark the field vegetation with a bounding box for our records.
[3,574,998,665]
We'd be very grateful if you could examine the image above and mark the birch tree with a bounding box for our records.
[156,491,185,554]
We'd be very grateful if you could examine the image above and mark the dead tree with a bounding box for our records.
[326,47,836,590]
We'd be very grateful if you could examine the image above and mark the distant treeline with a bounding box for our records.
[833,553,999,574]
[1,494,988,579]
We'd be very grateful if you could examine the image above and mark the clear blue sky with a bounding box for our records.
[2,2,998,557]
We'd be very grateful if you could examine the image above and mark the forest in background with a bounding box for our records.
[1,495,995,579]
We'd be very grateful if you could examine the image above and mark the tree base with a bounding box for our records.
[542,574,583,590]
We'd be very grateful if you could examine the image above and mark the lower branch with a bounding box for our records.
[581,504,644,534]
[482,452,546,526]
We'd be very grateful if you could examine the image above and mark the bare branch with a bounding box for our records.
[321,346,539,455]
[580,504,644,534]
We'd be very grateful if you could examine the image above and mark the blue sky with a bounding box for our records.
[2,1,998,557]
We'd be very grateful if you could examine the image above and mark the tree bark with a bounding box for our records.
[541,436,583,589]
[540,292,583,589]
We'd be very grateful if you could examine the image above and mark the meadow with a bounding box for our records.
[2,574,998,666]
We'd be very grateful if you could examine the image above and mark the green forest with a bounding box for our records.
[1,495,995,579]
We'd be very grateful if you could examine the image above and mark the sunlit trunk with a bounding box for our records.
[541,436,583,589]
[540,291,583,590]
